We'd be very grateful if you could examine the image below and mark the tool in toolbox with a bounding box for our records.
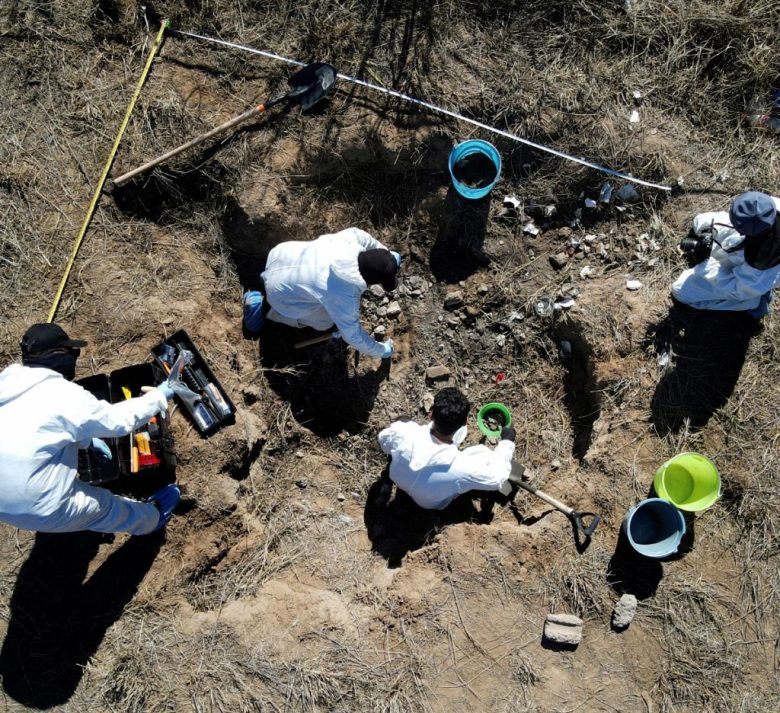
[76,363,176,486]
[152,330,235,437]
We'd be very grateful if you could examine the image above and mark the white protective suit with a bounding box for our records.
[378,421,515,510]
[261,227,388,358]
[672,196,780,311]
[0,363,168,535]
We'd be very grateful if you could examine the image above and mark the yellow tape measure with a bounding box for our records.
[47,20,169,323]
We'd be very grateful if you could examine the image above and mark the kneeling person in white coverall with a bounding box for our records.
[246,227,400,359]
[378,387,517,510]
[0,323,180,536]
[672,191,780,318]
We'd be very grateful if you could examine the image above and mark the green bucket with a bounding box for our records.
[653,452,720,513]
[477,402,512,438]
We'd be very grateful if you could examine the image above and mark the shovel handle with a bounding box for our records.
[112,104,263,187]
[514,480,573,516]
[295,334,334,349]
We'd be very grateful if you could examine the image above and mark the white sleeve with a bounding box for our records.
[691,212,722,237]
[455,440,516,492]
[719,262,780,302]
[347,227,386,252]
[323,287,386,358]
[378,423,404,454]
[61,383,167,442]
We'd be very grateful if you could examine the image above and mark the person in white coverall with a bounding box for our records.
[672,191,780,317]
[0,323,180,536]
[378,387,517,510]
[244,227,401,359]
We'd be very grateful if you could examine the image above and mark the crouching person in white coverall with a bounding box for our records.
[0,323,180,536]
[672,191,780,318]
[378,387,517,510]
[244,227,401,359]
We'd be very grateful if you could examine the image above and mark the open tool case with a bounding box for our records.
[76,363,176,491]
[151,329,236,437]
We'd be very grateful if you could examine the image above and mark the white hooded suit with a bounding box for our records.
[378,421,515,510]
[0,364,168,535]
[261,227,388,358]
[672,196,780,311]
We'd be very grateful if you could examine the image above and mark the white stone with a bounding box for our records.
[544,613,583,646]
[385,301,402,318]
[612,594,637,629]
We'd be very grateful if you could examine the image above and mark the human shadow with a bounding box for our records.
[364,469,503,568]
[0,530,163,709]
[647,302,757,435]
[430,187,491,283]
[259,320,390,437]
[221,198,290,291]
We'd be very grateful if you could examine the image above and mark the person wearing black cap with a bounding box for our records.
[672,191,780,316]
[0,323,180,535]
[245,227,401,358]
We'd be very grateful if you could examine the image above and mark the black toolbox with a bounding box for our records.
[151,329,236,437]
[76,362,176,495]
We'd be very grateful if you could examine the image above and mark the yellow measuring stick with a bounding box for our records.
[47,20,169,323]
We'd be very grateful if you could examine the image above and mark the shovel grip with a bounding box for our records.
[573,512,601,537]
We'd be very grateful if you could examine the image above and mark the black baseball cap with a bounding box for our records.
[21,323,88,354]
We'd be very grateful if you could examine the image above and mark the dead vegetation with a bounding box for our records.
[1,0,779,711]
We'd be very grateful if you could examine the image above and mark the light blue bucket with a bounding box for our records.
[448,139,501,200]
[623,498,686,559]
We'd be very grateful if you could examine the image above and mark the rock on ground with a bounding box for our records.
[612,594,637,630]
[425,365,451,381]
[544,613,583,646]
[443,291,464,310]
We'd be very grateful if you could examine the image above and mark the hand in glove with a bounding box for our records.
[90,437,112,462]
[390,250,402,267]
[381,339,395,359]
[157,381,175,400]
[500,426,517,442]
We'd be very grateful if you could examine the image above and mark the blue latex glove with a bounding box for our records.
[331,330,342,340]
[90,438,112,462]
[381,338,395,359]
[157,381,175,400]
[390,251,402,267]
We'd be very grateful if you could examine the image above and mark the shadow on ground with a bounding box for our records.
[0,530,163,709]
[553,320,601,460]
[259,321,390,436]
[430,188,491,283]
[364,469,505,568]
[606,530,663,600]
[647,303,758,434]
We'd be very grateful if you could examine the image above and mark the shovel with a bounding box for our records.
[509,462,600,538]
[111,62,337,187]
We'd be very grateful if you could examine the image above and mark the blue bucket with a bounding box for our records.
[623,498,686,559]
[448,140,501,200]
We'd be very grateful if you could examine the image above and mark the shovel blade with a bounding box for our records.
[288,62,337,110]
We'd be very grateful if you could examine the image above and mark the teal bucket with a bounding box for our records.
[623,498,686,559]
[448,140,501,200]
